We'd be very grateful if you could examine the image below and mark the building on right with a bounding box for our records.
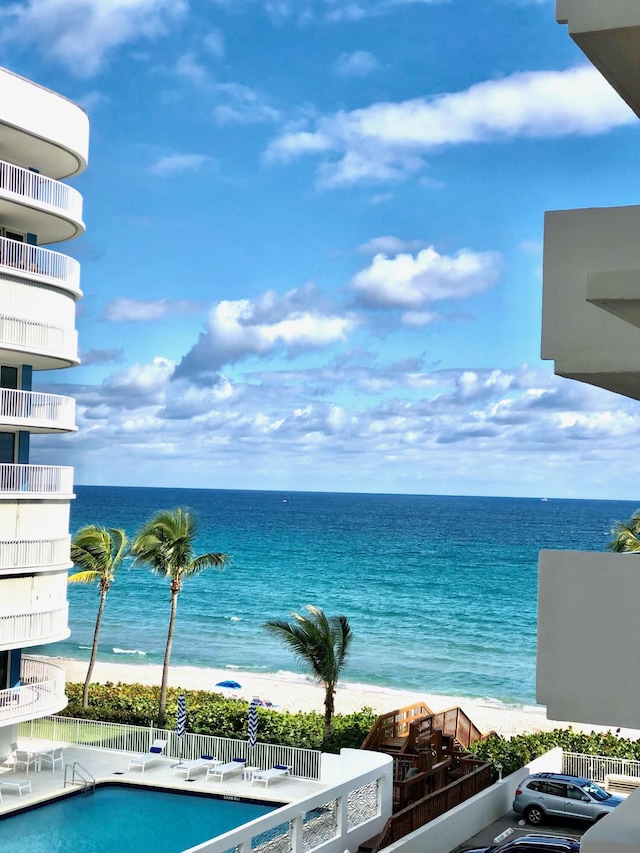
[539,3,640,851]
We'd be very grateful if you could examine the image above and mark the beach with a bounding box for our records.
[46,657,640,741]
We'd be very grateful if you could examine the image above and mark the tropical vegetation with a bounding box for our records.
[68,525,128,708]
[264,605,353,739]
[131,508,228,727]
[607,509,640,552]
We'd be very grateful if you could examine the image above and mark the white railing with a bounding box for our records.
[0,604,68,646]
[0,388,76,431]
[20,717,323,780]
[187,750,389,853]
[563,751,640,784]
[0,236,80,294]
[0,159,83,222]
[0,464,73,496]
[0,535,70,569]
[0,657,66,723]
[0,313,77,360]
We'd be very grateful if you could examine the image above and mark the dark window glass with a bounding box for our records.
[0,366,18,389]
[0,432,15,463]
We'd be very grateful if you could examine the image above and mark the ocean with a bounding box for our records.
[36,487,639,708]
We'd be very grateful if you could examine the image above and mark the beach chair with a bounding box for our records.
[0,778,32,797]
[251,764,291,788]
[172,757,218,781]
[206,757,246,782]
[127,739,168,773]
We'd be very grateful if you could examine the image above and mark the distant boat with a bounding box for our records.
[541,498,549,502]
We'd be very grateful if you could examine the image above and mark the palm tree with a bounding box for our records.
[607,510,640,552]
[264,605,353,739]
[131,508,228,727]
[68,525,128,709]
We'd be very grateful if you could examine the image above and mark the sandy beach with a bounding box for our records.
[44,656,640,741]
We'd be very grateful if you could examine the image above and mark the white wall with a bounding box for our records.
[537,550,640,729]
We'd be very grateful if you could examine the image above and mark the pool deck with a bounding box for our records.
[0,744,325,817]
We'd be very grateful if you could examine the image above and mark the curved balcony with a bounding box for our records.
[0,535,70,572]
[0,464,74,500]
[0,236,81,298]
[0,313,78,369]
[0,159,84,244]
[0,603,69,651]
[0,657,66,725]
[0,389,76,433]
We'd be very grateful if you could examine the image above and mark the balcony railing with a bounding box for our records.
[0,464,74,497]
[0,604,68,648]
[0,159,83,223]
[0,657,66,724]
[0,313,77,362]
[0,388,76,432]
[0,236,80,295]
[0,535,70,570]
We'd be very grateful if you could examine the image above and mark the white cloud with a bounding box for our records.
[357,236,428,255]
[175,285,358,376]
[0,0,187,77]
[104,297,202,321]
[204,28,225,58]
[334,50,379,77]
[350,246,503,318]
[148,153,210,176]
[214,82,281,124]
[176,51,209,86]
[267,65,635,186]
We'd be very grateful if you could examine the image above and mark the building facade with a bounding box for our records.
[539,3,640,851]
[0,68,88,754]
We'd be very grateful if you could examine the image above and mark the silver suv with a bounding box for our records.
[513,773,623,825]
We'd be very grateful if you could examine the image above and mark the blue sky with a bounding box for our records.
[2,0,640,499]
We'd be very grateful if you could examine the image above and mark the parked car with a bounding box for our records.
[513,772,623,825]
[463,833,580,853]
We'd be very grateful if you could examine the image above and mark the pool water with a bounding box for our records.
[0,786,277,853]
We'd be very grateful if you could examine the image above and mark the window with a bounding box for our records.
[566,785,589,801]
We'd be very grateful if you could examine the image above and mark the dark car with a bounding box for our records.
[512,772,623,825]
[463,833,580,853]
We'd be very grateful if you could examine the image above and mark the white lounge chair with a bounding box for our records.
[173,757,218,781]
[0,778,32,797]
[206,757,246,782]
[127,739,168,773]
[251,765,291,788]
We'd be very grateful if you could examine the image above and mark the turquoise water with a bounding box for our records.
[0,786,275,853]
[36,487,639,707]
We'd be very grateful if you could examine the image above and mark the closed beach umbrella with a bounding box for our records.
[176,693,186,757]
[248,696,259,748]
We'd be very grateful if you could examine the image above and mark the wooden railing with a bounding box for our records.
[361,701,433,751]
[371,760,492,852]
[408,705,494,751]
[393,757,451,811]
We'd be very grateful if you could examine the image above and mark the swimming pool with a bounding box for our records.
[0,785,277,853]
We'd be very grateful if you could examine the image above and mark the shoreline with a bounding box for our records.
[42,656,640,741]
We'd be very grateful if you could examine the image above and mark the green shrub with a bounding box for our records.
[62,682,376,753]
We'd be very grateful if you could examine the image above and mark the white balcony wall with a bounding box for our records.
[0,534,70,571]
[0,68,88,179]
[0,388,76,433]
[0,274,77,367]
[0,465,73,499]
[0,236,81,298]
[542,205,640,399]
[537,550,640,729]
[0,572,69,648]
[0,657,67,725]
[0,500,70,541]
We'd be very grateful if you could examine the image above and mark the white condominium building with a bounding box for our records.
[0,68,89,755]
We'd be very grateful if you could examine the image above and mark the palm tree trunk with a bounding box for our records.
[83,589,107,709]
[158,589,178,728]
[324,685,334,740]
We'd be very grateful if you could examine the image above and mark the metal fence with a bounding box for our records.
[563,751,640,784]
[20,716,322,780]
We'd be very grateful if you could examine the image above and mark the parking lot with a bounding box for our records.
[450,813,587,852]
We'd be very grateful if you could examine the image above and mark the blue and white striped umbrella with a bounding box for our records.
[176,693,186,739]
[248,697,259,748]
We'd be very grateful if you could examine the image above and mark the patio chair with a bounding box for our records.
[40,747,64,771]
[2,742,17,771]
[14,750,38,773]
[127,739,168,773]
[206,757,246,782]
[250,765,291,788]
